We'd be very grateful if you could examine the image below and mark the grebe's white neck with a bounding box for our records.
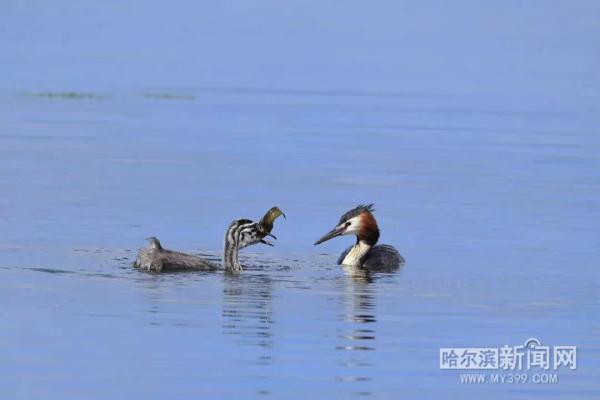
[223,218,269,272]
[341,240,372,266]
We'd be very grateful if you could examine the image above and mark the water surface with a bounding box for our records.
[1,1,599,398]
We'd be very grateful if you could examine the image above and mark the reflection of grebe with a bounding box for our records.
[336,264,377,367]
[314,204,404,270]
[133,207,285,272]
[342,265,377,323]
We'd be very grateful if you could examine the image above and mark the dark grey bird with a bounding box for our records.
[134,207,285,273]
[314,204,404,270]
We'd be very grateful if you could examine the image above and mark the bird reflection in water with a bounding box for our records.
[222,272,274,355]
[335,266,383,396]
[221,271,276,396]
[338,265,377,349]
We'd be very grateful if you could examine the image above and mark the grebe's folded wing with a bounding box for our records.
[159,249,219,271]
[362,244,405,270]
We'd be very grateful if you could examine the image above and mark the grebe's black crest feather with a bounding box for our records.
[338,203,375,225]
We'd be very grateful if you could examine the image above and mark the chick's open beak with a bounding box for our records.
[260,238,274,246]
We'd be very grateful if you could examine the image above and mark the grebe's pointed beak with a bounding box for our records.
[314,225,345,245]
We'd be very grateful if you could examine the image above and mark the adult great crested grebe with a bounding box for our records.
[134,207,285,273]
[314,204,404,270]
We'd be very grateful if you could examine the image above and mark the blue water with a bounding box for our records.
[1,1,599,398]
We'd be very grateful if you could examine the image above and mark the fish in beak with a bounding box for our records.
[258,206,286,246]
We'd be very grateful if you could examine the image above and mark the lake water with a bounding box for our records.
[1,1,599,399]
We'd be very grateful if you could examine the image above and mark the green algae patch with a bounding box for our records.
[29,92,105,100]
[143,93,195,100]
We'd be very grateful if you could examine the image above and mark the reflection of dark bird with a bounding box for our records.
[314,204,404,270]
[134,207,285,273]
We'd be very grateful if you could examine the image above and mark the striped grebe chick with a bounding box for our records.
[134,207,285,273]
